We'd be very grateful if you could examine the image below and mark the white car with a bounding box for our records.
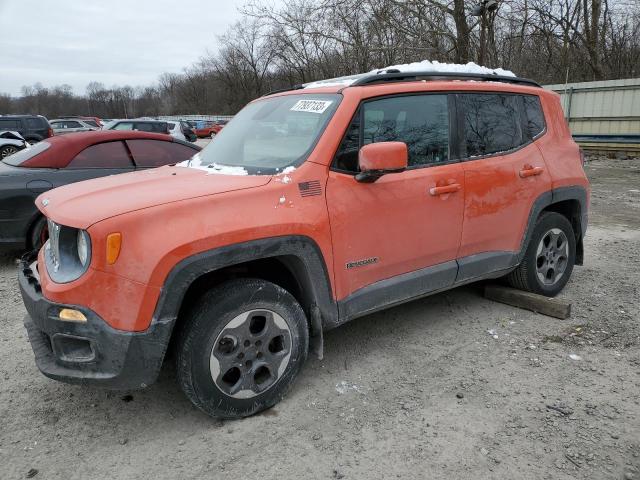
[0,131,28,159]
[167,121,197,142]
[49,119,98,135]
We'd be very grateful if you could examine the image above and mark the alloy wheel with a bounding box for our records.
[535,228,569,286]
[210,309,292,399]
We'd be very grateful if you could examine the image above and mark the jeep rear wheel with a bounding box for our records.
[176,278,308,418]
[507,212,576,297]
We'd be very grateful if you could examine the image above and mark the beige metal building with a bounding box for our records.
[544,78,640,153]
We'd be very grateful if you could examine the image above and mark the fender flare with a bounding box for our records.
[518,186,589,264]
[151,235,338,338]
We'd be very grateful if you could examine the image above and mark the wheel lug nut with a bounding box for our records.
[245,360,253,368]
[257,352,263,359]
[244,340,250,347]
[237,352,244,359]
[256,340,262,347]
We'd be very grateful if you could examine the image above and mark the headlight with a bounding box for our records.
[44,220,91,283]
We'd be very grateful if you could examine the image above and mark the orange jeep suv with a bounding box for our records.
[19,71,589,418]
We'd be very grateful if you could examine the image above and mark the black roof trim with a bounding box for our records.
[350,71,541,88]
[262,84,304,97]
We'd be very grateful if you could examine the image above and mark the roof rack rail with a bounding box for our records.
[262,84,304,97]
[350,71,541,88]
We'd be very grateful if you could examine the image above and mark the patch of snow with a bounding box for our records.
[335,381,362,395]
[568,354,583,361]
[304,60,516,89]
[279,196,286,204]
[281,175,292,184]
[487,329,499,339]
[281,166,296,174]
[177,153,248,176]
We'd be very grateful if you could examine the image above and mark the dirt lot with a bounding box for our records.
[1,155,638,480]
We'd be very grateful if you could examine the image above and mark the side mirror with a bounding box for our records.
[355,142,408,183]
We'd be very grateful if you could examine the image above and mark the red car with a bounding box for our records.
[0,130,200,250]
[194,120,228,138]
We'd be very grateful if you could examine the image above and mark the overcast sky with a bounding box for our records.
[0,0,251,96]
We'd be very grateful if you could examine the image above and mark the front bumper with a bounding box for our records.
[19,254,172,389]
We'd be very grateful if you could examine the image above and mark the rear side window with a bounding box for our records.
[126,139,197,167]
[67,141,133,169]
[523,95,545,139]
[459,94,522,157]
[333,94,450,171]
[113,122,134,131]
[0,119,21,129]
[135,122,167,133]
[83,120,99,128]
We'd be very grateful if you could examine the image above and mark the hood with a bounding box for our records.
[37,165,271,229]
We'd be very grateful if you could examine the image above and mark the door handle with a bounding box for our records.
[519,165,544,178]
[429,183,461,196]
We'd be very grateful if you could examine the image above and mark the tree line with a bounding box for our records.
[1,0,638,119]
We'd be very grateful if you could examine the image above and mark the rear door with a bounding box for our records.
[456,92,552,281]
[326,93,465,313]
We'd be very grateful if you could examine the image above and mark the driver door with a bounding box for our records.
[326,93,465,316]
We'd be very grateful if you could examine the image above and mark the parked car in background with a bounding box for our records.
[0,130,200,251]
[104,119,169,134]
[167,120,197,142]
[56,116,103,128]
[50,118,98,135]
[0,115,53,144]
[0,131,29,158]
[194,120,228,138]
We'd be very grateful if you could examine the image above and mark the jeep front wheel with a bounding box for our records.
[507,211,576,297]
[176,278,309,418]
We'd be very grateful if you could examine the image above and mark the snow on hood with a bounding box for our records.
[303,60,516,89]
[177,153,248,176]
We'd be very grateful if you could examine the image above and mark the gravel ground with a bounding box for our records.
[0,155,639,480]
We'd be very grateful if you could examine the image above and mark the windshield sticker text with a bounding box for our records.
[290,100,333,114]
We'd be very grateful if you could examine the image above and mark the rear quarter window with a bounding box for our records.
[523,95,546,139]
[127,139,197,167]
[26,118,46,129]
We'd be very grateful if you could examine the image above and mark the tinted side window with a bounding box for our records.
[113,122,134,131]
[460,94,522,157]
[26,118,44,129]
[523,95,545,139]
[127,139,196,167]
[67,141,133,168]
[333,95,449,171]
[0,119,21,129]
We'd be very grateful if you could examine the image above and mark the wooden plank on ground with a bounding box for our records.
[484,284,571,319]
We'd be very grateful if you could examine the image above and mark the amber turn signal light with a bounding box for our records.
[106,233,122,265]
[59,308,87,323]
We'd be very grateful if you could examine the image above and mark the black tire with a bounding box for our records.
[176,278,309,418]
[507,211,576,296]
[0,145,19,158]
[29,216,49,251]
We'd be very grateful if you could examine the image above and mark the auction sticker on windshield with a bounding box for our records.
[290,99,333,114]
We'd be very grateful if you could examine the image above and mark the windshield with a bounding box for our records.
[194,94,341,174]
[2,141,50,166]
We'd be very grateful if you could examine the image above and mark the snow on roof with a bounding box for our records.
[303,60,516,89]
